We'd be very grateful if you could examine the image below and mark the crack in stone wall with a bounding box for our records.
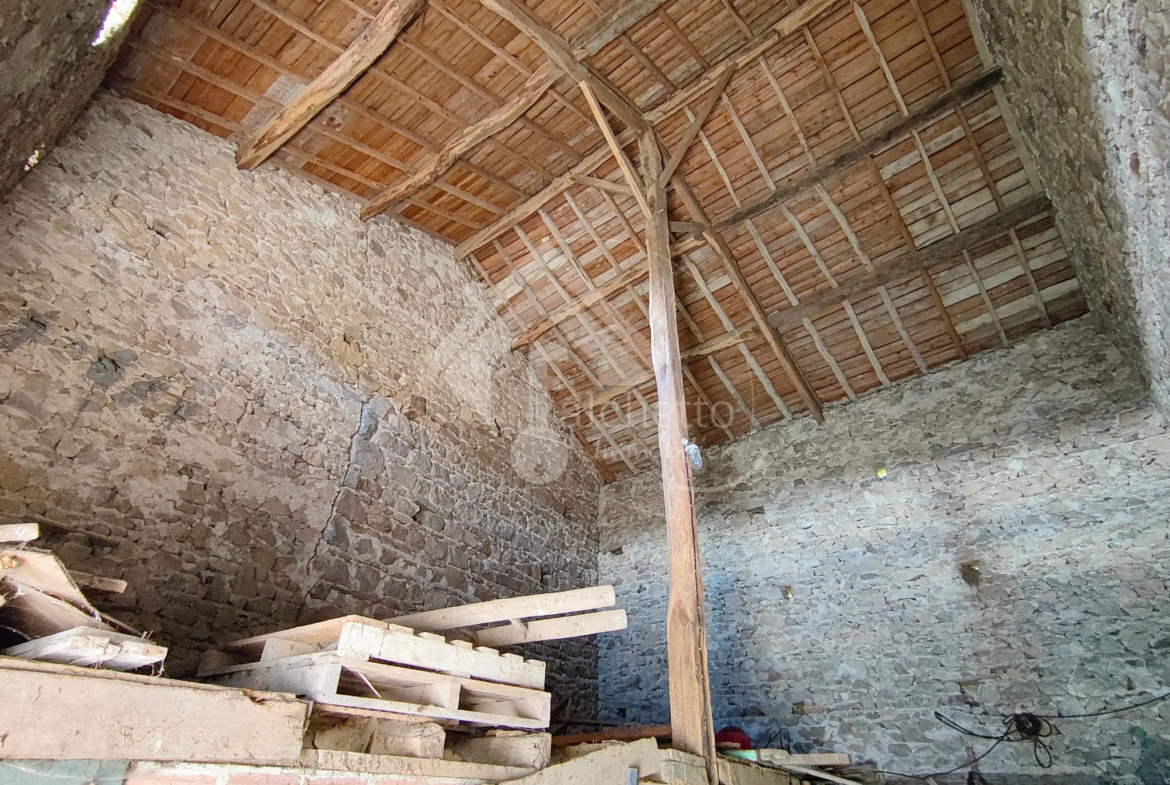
[0,92,603,715]
[598,318,1170,783]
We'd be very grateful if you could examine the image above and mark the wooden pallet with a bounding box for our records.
[198,615,545,689]
[207,651,550,730]
[4,627,165,671]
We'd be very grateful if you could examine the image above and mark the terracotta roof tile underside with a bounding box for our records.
[112,0,1088,481]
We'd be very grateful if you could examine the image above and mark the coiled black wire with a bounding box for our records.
[875,689,1170,781]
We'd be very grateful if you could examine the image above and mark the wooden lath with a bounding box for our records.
[113,0,1087,481]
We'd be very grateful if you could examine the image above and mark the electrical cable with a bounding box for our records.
[873,689,1170,781]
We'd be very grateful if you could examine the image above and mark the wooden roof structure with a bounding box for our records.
[111,0,1088,483]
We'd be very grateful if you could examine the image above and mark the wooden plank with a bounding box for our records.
[309,715,446,757]
[386,586,615,632]
[0,524,38,543]
[640,134,715,767]
[447,733,552,769]
[768,196,1052,330]
[756,750,853,767]
[763,761,862,784]
[501,738,661,784]
[570,175,632,196]
[4,627,165,671]
[301,748,534,781]
[235,0,428,169]
[0,656,307,763]
[718,757,801,785]
[552,725,671,746]
[473,609,627,646]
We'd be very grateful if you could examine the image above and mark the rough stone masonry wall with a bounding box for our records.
[0,0,130,196]
[0,91,603,712]
[963,0,1170,411]
[598,318,1170,783]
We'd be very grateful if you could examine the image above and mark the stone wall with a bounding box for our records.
[962,0,1170,412]
[0,0,129,196]
[598,318,1170,783]
[0,91,602,713]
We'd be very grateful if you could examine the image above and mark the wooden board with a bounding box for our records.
[386,586,616,632]
[300,748,535,781]
[474,609,627,647]
[448,733,553,769]
[0,656,307,763]
[500,738,661,784]
[309,715,446,758]
[0,524,38,543]
[4,626,165,670]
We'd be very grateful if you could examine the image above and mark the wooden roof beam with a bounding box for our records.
[236,0,428,170]
[710,67,1003,231]
[505,69,1004,349]
[562,195,1052,419]
[453,0,949,258]
[478,0,649,133]
[767,195,1053,330]
[362,0,662,220]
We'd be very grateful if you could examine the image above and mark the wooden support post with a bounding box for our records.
[639,131,715,774]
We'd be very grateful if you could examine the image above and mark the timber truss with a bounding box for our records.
[113,0,1087,482]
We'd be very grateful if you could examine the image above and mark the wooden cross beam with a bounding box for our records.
[361,0,666,220]
[235,0,428,170]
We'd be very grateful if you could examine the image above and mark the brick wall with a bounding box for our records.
[0,91,601,713]
[598,318,1170,782]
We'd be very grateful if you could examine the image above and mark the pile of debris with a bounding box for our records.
[0,523,165,672]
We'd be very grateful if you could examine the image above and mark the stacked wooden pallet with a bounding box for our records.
[200,614,551,730]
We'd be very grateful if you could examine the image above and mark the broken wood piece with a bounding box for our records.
[0,656,307,763]
[501,737,660,784]
[70,571,128,594]
[447,732,552,769]
[764,762,862,785]
[474,609,627,647]
[552,724,671,746]
[386,586,616,632]
[309,715,446,758]
[4,626,166,671]
[757,750,852,767]
[0,548,112,639]
[0,523,39,543]
[300,748,534,781]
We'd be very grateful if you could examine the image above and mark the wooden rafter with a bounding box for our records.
[555,196,1052,419]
